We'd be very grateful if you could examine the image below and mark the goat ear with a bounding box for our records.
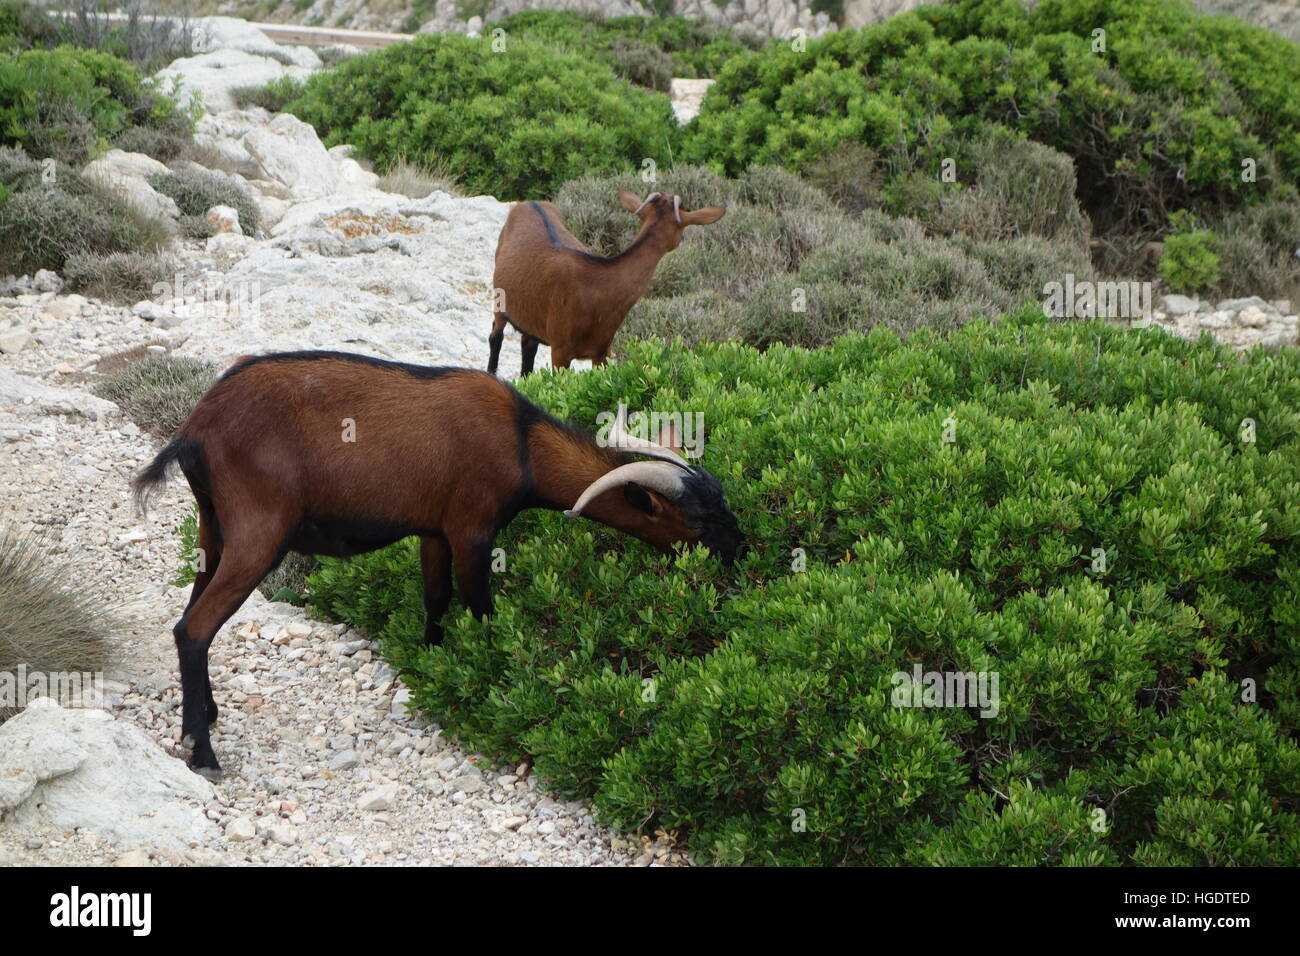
[681,205,725,226]
[623,482,660,515]
[618,189,643,213]
[654,421,683,457]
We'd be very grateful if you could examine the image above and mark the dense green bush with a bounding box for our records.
[304,315,1300,865]
[684,0,1300,267]
[488,10,765,80]
[0,43,191,165]
[0,147,173,280]
[1158,216,1222,293]
[554,165,1091,350]
[283,32,678,200]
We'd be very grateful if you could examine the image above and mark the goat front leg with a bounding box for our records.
[419,535,453,646]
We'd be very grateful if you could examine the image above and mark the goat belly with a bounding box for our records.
[286,516,414,558]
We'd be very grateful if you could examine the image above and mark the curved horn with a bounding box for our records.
[606,403,691,468]
[564,460,688,518]
[633,192,662,215]
[673,194,681,224]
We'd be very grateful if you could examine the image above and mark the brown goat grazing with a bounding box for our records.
[489,190,725,376]
[132,351,742,779]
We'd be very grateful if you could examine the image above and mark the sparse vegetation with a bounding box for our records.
[92,353,218,439]
[0,147,174,284]
[376,155,463,199]
[149,164,261,236]
[0,524,113,725]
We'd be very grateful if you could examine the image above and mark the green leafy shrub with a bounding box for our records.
[149,164,261,237]
[489,9,765,79]
[683,0,1300,269]
[283,32,678,200]
[231,75,304,113]
[0,524,113,724]
[304,315,1300,865]
[92,353,218,439]
[0,147,173,279]
[554,164,1091,350]
[1159,213,1222,292]
[0,44,191,165]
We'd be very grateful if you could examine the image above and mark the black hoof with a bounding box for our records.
[188,739,222,782]
[192,763,223,783]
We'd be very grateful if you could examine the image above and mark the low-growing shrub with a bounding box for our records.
[62,249,175,304]
[376,155,463,199]
[609,36,673,92]
[1211,199,1300,303]
[801,141,883,216]
[149,164,261,236]
[92,353,218,439]
[1159,214,1222,293]
[304,315,1300,865]
[0,524,113,724]
[0,148,174,278]
[231,75,304,114]
[283,32,678,200]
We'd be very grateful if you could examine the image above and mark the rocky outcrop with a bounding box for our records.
[0,699,216,850]
[0,366,119,421]
[81,150,181,222]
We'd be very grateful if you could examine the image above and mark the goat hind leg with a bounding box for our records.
[520,334,541,376]
[488,314,508,375]
[173,529,285,779]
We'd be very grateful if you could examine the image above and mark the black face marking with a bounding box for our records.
[675,467,743,565]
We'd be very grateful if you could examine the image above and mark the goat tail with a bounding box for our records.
[132,435,189,516]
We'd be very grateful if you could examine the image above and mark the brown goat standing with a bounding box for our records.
[132,351,742,779]
[489,190,725,376]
